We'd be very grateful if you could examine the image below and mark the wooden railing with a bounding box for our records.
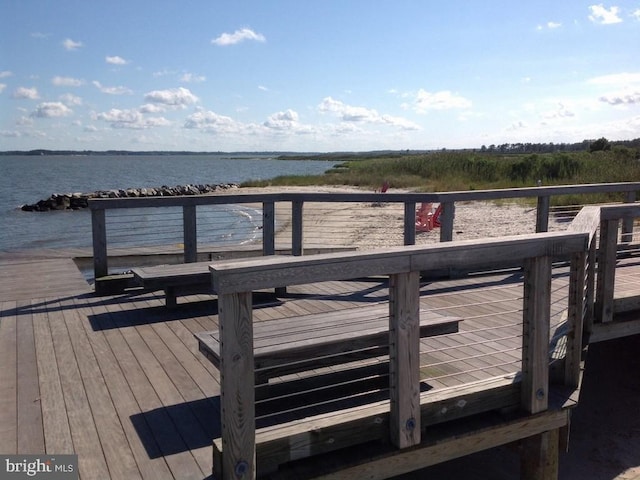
[210,230,593,479]
[88,182,640,280]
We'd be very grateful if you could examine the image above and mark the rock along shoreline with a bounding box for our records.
[21,183,239,212]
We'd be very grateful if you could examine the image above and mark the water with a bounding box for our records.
[0,154,335,252]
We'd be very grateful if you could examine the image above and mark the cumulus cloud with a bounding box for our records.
[211,28,266,46]
[633,9,640,20]
[32,102,73,118]
[144,87,198,107]
[62,38,83,51]
[95,108,170,129]
[0,84,6,93]
[318,97,420,130]
[542,103,575,119]
[12,87,40,100]
[139,103,167,113]
[0,71,13,78]
[92,80,133,95]
[106,55,130,65]
[588,4,623,24]
[52,76,85,87]
[184,110,242,133]
[263,110,299,130]
[413,89,472,113]
[60,93,82,106]
[599,91,640,105]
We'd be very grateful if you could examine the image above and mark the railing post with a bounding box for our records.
[536,195,550,233]
[595,218,619,323]
[521,255,551,414]
[292,200,304,256]
[388,270,421,448]
[565,251,586,388]
[262,201,275,256]
[439,201,455,242]
[183,205,197,263]
[218,291,256,480]
[91,208,108,279]
[404,202,416,246]
[621,191,636,244]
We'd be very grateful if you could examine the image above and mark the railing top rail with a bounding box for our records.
[599,203,640,221]
[88,182,640,210]
[210,231,589,294]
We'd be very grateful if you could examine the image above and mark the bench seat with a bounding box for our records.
[130,255,288,307]
[195,303,461,384]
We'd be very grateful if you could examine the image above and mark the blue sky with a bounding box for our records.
[1,1,639,152]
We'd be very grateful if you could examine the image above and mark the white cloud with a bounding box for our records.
[12,87,40,100]
[52,76,85,87]
[413,89,472,113]
[263,110,299,130]
[92,80,133,95]
[258,85,269,91]
[60,93,82,106]
[599,91,640,105]
[106,55,130,65]
[0,71,13,78]
[139,103,167,113]
[32,102,73,118]
[144,87,198,107]
[633,9,640,20]
[537,21,562,30]
[62,38,83,51]
[184,110,243,133]
[211,28,266,46]
[318,97,420,130]
[542,103,575,119]
[0,84,6,93]
[588,4,623,24]
[95,108,170,129]
[180,72,206,83]
[84,125,98,132]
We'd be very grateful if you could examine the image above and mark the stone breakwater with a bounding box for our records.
[21,183,239,212]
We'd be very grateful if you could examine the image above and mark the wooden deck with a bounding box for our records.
[1,253,640,479]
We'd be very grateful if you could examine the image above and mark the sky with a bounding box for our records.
[1,1,639,152]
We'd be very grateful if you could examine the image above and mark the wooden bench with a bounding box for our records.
[131,255,288,307]
[196,303,461,389]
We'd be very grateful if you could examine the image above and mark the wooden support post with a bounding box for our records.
[521,428,560,480]
[404,202,416,246]
[183,204,197,263]
[565,252,586,388]
[91,208,108,279]
[262,201,275,256]
[595,218,618,323]
[522,256,551,414]
[536,195,550,233]
[218,291,256,480]
[388,271,421,449]
[584,238,597,336]
[621,191,636,244]
[439,201,454,242]
[292,200,304,256]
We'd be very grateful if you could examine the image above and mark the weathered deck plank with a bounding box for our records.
[1,251,640,479]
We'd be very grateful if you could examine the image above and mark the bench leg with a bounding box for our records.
[164,287,177,308]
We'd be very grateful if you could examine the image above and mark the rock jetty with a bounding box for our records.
[21,183,239,212]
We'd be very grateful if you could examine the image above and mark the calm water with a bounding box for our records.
[0,154,335,251]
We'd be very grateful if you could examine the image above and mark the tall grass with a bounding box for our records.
[242,147,640,204]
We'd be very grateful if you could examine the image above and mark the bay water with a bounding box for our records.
[0,154,335,252]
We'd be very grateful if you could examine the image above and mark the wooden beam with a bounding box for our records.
[218,292,256,480]
[536,195,550,233]
[565,251,586,388]
[520,428,560,480]
[388,271,421,448]
[182,204,197,263]
[595,218,619,323]
[91,208,108,278]
[262,201,275,256]
[292,200,304,256]
[522,256,551,414]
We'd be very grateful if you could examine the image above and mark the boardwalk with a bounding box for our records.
[1,251,640,479]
